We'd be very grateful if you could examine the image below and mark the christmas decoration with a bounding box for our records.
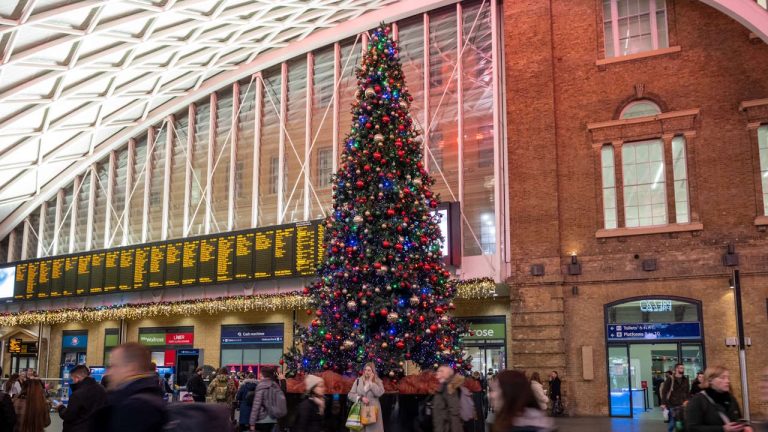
[0,293,305,327]
[284,23,471,378]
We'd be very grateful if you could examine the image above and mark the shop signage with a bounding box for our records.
[607,322,702,341]
[221,325,283,345]
[166,332,194,345]
[463,323,505,341]
[7,338,21,353]
[164,349,176,367]
[63,334,88,348]
[139,333,166,346]
[639,299,672,312]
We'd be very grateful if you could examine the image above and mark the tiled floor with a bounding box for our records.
[555,416,666,432]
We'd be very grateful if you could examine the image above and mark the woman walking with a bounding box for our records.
[686,366,753,432]
[294,375,326,432]
[529,373,548,411]
[249,366,283,432]
[491,371,554,432]
[348,363,385,432]
[3,375,20,398]
[12,379,50,432]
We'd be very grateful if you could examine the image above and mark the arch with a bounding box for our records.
[620,100,662,119]
[699,0,768,44]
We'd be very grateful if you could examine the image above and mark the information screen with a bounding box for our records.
[165,242,182,287]
[118,248,134,291]
[274,226,295,277]
[103,251,119,293]
[25,262,38,299]
[76,254,91,295]
[50,258,64,297]
[181,240,199,285]
[133,246,150,290]
[254,229,275,279]
[37,260,51,298]
[90,253,105,294]
[234,233,254,280]
[63,257,78,296]
[148,245,166,289]
[198,239,216,284]
[216,235,234,283]
[0,265,16,300]
[295,222,316,276]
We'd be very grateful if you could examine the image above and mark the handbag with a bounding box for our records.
[361,403,379,425]
[346,401,364,431]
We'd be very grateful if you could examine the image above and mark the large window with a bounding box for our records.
[758,125,768,215]
[603,0,669,58]
[622,140,667,227]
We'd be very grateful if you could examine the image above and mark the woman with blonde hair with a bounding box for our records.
[685,366,753,432]
[529,372,548,411]
[12,379,49,432]
[348,362,385,432]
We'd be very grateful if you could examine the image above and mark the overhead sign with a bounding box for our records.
[463,323,505,341]
[221,325,284,345]
[639,299,672,312]
[62,334,88,348]
[7,338,21,353]
[166,333,194,345]
[139,333,166,346]
[607,322,702,341]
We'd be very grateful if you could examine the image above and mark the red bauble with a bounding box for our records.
[429,324,438,332]
[306,310,313,315]
[395,244,403,252]
[396,341,405,350]
[386,208,395,217]
[382,240,390,248]
[325,334,332,341]
[364,164,371,171]
[356,180,364,188]
[418,315,425,323]
[373,152,382,160]
[435,307,444,315]
[380,308,389,317]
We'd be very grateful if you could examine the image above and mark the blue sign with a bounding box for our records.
[607,322,702,341]
[221,325,283,345]
[62,334,88,348]
[177,349,199,357]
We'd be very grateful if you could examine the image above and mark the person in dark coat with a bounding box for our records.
[690,371,704,396]
[661,363,690,432]
[236,374,257,431]
[293,375,325,432]
[490,370,554,432]
[433,365,464,432]
[90,343,166,432]
[685,366,753,432]
[186,367,207,403]
[57,365,107,432]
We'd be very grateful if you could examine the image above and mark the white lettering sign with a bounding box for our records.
[639,300,672,313]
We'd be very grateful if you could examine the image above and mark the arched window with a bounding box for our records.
[621,101,661,119]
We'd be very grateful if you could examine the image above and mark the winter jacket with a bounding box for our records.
[249,379,282,425]
[685,389,743,432]
[89,375,166,432]
[185,373,206,402]
[207,374,235,404]
[433,374,464,432]
[660,375,690,407]
[530,381,548,411]
[235,379,257,426]
[293,396,324,432]
[348,377,385,432]
[58,377,107,432]
[548,378,561,400]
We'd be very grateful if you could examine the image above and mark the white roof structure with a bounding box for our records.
[0,0,418,229]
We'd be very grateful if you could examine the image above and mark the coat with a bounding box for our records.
[530,381,548,411]
[348,377,385,432]
[685,390,743,432]
[12,397,49,432]
[235,379,256,426]
[207,374,235,404]
[249,379,282,425]
[661,375,690,407]
[58,377,107,432]
[185,373,206,402]
[293,397,324,432]
[433,375,464,432]
[548,378,561,400]
[90,375,166,432]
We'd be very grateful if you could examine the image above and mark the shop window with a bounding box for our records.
[104,328,119,366]
[603,0,669,58]
[220,324,283,374]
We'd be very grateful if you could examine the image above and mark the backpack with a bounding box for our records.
[458,387,475,422]
[161,402,231,432]
[213,378,230,402]
[263,383,287,419]
[0,391,16,431]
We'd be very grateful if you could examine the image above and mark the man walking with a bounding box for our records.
[660,363,690,432]
[433,365,464,432]
[57,365,106,432]
[186,367,207,402]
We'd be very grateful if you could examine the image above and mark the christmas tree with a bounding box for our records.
[283,24,470,379]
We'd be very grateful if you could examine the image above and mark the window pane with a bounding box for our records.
[258,69,282,227]
[310,47,335,219]
[41,196,57,257]
[260,349,282,365]
[234,80,256,230]
[761,126,768,215]
[284,57,307,223]
[607,0,666,57]
[221,349,242,369]
[398,16,425,150]
[112,147,129,246]
[211,90,233,233]
[91,162,109,250]
[59,186,74,252]
[25,210,39,259]
[462,1,496,256]
[243,349,260,365]
[129,135,148,244]
[338,36,363,170]
[147,123,167,242]
[601,146,617,229]
[671,136,689,223]
[73,172,90,252]
[188,102,210,236]
[622,140,666,227]
[169,114,189,239]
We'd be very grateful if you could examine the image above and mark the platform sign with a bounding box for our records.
[607,322,702,341]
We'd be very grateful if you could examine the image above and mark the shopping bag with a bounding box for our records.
[346,401,364,431]
[662,408,670,423]
[361,404,379,425]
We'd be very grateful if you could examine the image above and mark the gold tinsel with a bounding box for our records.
[0,278,496,327]
[0,293,308,327]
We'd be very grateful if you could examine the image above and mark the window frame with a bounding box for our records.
[603,0,669,58]
[741,98,768,226]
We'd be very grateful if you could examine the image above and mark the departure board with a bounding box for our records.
[234,233,254,280]
[50,258,64,297]
[133,246,149,290]
[295,223,316,276]
[37,260,51,298]
[181,240,199,285]
[76,254,91,295]
[148,245,166,288]
[14,263,27,300]
[217,235,235,282]
[254,229,275,279]
[63,257,78,296]
[274,226,295,277]
[118,248,134,291]
[104,251,119,292]
[316,222,326,262]
[198,239,216,284]
[165,242,182,287]
[25,262,38,299]
[90,253,105,294]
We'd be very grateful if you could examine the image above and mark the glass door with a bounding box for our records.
[681,343,704,380]
[608,345,632,417]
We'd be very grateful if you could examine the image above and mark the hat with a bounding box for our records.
[305,374,324,393]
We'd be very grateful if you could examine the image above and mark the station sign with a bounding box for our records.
[221,325,283,345]
[607,322,702,341]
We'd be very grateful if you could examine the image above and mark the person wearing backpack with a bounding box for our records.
[348,362,385,432]
[236,373,257,432]
[248,366,287,432]
[208,368,236,406]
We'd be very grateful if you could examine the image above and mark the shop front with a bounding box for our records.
[220,324,284,376]
[463,316,507,375]
[138,326,194,384]
[61,331,88,379]
[7,338,38,374]
[606,297,705,417]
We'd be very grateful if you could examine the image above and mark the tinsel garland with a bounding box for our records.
[0,279,495,327]
[0,293,308,327]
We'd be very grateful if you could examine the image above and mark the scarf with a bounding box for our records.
[704,388,732,411]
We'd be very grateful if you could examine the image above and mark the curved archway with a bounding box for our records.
[699,0,768,43]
